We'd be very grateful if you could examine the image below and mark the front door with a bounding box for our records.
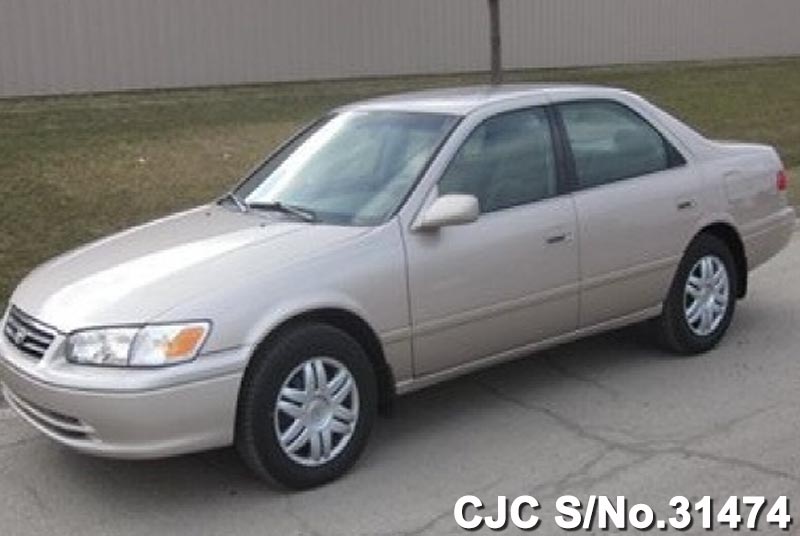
[404,107,580,377]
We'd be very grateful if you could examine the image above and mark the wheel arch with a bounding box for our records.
[693,222,748,298]
[241,307,396,416]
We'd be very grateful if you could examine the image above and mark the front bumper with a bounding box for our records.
[0,339,249,459]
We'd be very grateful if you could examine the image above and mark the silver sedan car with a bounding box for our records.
[1,85,795,488]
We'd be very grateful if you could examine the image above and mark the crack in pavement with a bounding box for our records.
[538,448,620,492]
[539,452,656,500]
[464,450,658,526]
[472,379,800,485]
[369,476,506,536]
[597,401,789,449]
[379,451,658,536]
[0,436,39,452]
[391,381,800,536]
[283,497,326,536]
[382,509,456,536]
[543,355,623,400]
[24,483,52,515]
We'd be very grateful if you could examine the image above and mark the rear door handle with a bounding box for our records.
[546,233,572,245]
[677,199,696,211]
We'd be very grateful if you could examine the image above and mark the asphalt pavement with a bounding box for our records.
[1,231,799,535]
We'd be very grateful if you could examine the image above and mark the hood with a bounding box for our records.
[11,205,367,332]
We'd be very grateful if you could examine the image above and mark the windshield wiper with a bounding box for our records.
[219,191,247,213]
[247,201,317,222]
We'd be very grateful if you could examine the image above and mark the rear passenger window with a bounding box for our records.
[558,101,685,189]
[438,108,557,213]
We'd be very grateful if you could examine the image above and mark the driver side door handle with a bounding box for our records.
[546,232,573,245]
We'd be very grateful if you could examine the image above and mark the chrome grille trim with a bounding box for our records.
[3,306,57,359]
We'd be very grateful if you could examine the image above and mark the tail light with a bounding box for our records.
[777,170,789,192]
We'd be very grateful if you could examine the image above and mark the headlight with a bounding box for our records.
[66,322,210,367]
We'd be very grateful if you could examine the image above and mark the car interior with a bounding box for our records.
[438,109,557,212]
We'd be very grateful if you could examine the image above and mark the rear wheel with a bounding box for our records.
[236,323,377,489]
[656,234,738,354]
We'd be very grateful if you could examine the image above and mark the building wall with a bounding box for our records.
[1,0,799,97]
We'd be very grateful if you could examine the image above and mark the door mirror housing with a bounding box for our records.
[414,194,480,231]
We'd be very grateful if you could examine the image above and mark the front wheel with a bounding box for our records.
[656,234,738,355]
[236,323,377,489]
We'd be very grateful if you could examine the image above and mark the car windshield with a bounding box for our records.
[235,111,458,225]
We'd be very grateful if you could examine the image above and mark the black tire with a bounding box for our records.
[236,323,377,489]
[656,233,738,355]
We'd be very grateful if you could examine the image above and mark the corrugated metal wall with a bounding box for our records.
[1,0,799,97]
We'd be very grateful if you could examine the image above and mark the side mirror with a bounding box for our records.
[414,194,480,231]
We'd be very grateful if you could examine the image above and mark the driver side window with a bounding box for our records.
[438,108,557,213]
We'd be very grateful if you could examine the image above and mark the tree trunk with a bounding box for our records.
[488,0,503,84]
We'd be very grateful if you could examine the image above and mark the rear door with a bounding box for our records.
[554,99,702,328]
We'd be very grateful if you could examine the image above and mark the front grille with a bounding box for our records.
[3,307,56,359]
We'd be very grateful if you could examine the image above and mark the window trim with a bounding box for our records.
[433,105,570,215]
[552,98,688,193]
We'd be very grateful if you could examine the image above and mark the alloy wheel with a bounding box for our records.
[683,254,730,337]
[274,357,359,467]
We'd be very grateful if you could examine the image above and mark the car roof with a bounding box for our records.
[338,84,626,116]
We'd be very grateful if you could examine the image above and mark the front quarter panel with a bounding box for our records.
[152,221,413,383]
